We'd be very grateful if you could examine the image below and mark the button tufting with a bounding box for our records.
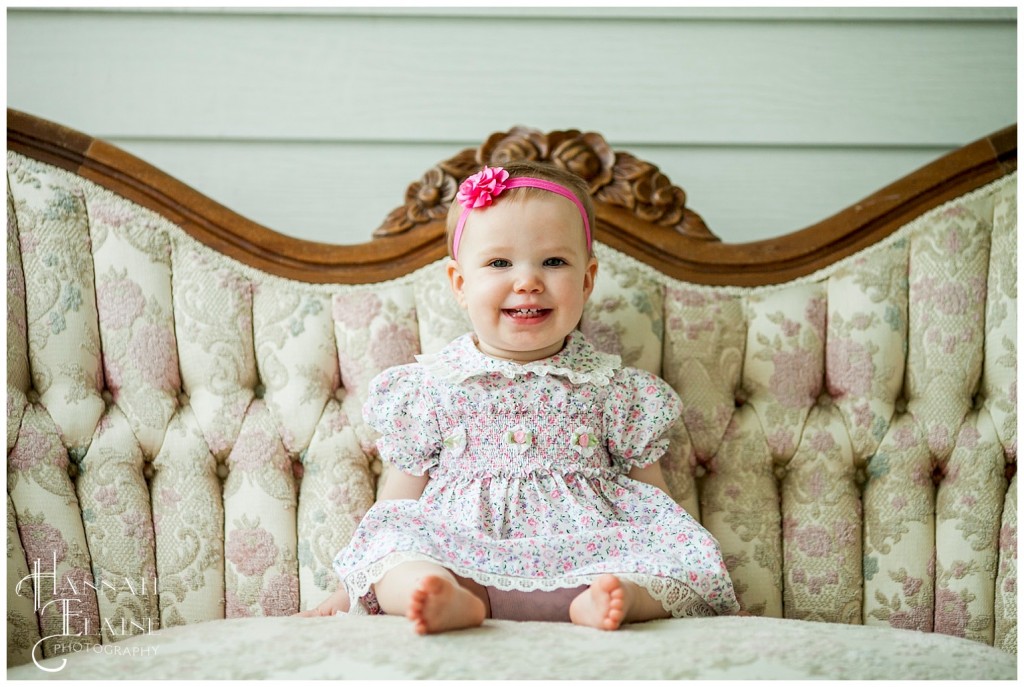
[254,384,265,399]
[68,446,88,464]
[216,463,229,480]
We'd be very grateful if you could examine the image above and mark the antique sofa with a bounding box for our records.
[6,110,1017,679]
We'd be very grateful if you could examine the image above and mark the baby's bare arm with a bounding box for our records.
[295,587,351,617]
[378,467,430,500]
[626,462,671,495]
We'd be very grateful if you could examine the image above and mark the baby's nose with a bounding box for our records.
[513,269,543,292]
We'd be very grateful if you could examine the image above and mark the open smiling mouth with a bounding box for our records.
[503,308,551,320]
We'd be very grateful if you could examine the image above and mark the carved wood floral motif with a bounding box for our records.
[374,127,714,240]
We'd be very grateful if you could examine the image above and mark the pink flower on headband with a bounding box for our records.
[457,166,510,209]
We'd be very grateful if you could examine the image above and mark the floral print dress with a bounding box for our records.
[333,331,740,617]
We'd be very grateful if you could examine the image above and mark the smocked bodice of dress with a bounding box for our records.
[363,331,682,481]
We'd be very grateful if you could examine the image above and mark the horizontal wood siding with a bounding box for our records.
[7,8,1016,245]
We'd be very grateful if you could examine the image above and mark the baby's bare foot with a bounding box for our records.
[407,575,485,635]
[569,574,630,631]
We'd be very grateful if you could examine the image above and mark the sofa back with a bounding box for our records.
[6,112,1017,666]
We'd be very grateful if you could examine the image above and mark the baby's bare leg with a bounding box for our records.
[375,561,487,634]
[569,574,670,630]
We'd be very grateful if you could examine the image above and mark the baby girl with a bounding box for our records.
[302,161,740,633]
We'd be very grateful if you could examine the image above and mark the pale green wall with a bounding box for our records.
[7,7,1017,245]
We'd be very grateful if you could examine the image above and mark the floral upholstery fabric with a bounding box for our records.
[995,474,1017,653]
[149,406,224,627]
[5,150,1017,677]
[581,251,665,376]
[7,494,40,668]
[7,190,29,453]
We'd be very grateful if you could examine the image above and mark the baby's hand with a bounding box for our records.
[294,587,351,617]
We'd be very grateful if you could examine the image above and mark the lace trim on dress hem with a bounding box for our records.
[342,550,720,619]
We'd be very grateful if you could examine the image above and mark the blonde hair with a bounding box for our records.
[445,161,595,258]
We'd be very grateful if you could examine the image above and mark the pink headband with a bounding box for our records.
[452,166,592,260]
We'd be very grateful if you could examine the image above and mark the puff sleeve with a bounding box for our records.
[362,364,441,476]
[603,368,683,473]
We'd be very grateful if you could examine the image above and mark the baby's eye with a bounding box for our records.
[488,259,512,268]
[543,258,567,267]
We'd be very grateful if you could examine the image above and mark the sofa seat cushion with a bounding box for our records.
[8,615,1015,680]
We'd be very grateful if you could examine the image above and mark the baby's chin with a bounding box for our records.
[474,335,570,363]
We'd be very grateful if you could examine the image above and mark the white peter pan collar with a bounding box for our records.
[415,330,621,387]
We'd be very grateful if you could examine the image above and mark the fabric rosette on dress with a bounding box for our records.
[333,331,740,618]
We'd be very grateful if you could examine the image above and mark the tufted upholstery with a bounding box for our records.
[6,138,1017,672]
